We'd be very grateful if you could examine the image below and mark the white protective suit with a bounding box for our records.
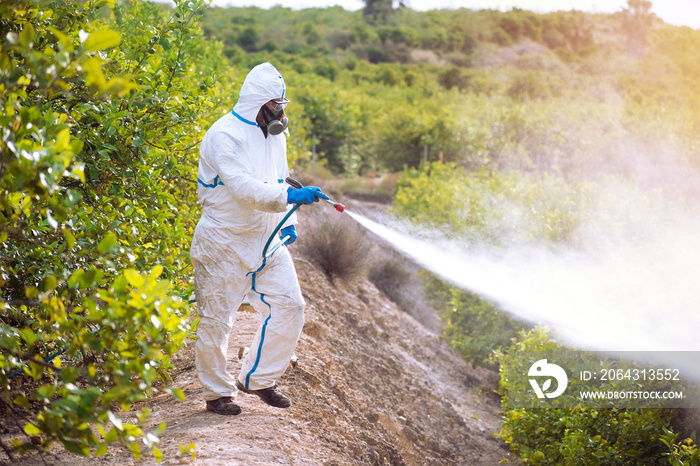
[190,63,305,400]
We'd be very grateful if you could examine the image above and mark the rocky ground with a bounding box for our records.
[4,199,516,465]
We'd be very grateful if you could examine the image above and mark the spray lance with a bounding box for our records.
[262,177,345,259]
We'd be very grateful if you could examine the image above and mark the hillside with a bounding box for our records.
[4,200,515,465]
[192,1,700,178]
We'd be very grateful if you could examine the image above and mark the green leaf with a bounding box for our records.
[129,442,141,460]
[54,127,71,152]
[104,427,120,444]
[62,228,76,249]
[52,398,79,412]
[83,30,122,52]
[24,423,42,436]
[98,232,118,254]
[19,328,37,346]
[166,387,185,401]
[47,27,72,50]
[153,422,167,436]
[19,23,35,48]
[64,440,90,456]
[149,265,164,280]
[82,57,106,87]
[66,190,83,207]
[40,275,57,292]
[13,395,30,407]
[124,269,144,288]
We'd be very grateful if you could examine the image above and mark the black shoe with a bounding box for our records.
[236,380,291,408]
[206,396,242,415]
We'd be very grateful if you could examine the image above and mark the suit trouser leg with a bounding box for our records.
[193,260,249,401]
[239,248,305,390]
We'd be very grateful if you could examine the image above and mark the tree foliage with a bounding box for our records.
[392,163,588,245]
[197,3,700,177]
[492,328,700,464]
[1,0,226,460]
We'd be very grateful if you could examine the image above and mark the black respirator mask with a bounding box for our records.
[260,99,289,136]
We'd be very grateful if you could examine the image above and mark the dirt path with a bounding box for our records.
[8,201,516,465]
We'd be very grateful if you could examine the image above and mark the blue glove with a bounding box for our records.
[281,225,297,245]
[287,186,330,205]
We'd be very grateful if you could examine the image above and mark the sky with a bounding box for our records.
[207,0,700,29]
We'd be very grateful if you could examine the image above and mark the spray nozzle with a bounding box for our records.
[286,176,345,213]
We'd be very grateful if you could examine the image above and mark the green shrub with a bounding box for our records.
[491,27,513,46]
[554,46,576,63]
[293,81,352,174]
[542,28,567,49]
[392,163,588,246]
[499,16,524,42]
[366,45,387,64]
[660,428,700,466]
[1,0,224,459]
[522,15,543,42]
[492,328,700,465]
[438,67,472,91]
[314,57,339,81]
[507,70,564,100]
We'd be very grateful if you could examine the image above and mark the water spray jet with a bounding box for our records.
[342,207,700,381]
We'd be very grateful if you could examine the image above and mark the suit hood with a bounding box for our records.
[233,62,287,123]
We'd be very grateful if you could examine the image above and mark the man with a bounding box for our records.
[190,63,328,415]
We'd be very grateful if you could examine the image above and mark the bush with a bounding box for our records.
[507,70,564,100]
[300,214,372,283]
[492,328,700,464]
[313,57,339,81]
[499,16,524,42]
[438,67,472,91]
[0,0,224,460]
[392,163,588,246]
[491,27,513,46]
[293,82,352,174]
[368,255,442,332]
[369,260,411,304]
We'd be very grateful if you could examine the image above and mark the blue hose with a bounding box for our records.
[261,203,301,259]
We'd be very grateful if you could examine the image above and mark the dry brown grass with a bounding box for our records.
[300,213,372,283]
[368,251,443,332]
